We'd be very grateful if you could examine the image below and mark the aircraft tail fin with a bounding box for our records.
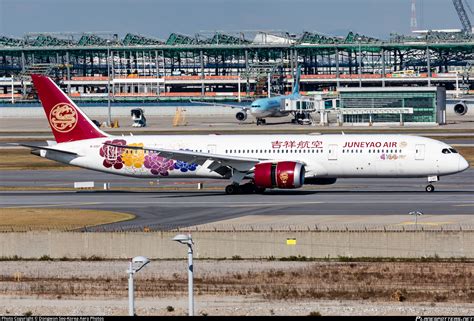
[292,65,301,95]
[31,74,108,143]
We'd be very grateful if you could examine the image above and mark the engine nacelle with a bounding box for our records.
[454,102,468,116]
[235,111,247,121]
[304,177,337,185]
[254,161,305,189]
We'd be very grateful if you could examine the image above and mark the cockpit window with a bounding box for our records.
[442,148,450,154]
[449,148,458,154]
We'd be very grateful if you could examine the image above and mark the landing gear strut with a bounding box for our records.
[256,118,266,126]
[425,184,435,193]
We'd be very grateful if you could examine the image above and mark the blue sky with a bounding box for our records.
[0,0,465,39]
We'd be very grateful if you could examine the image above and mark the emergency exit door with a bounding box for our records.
[328,144,338,160]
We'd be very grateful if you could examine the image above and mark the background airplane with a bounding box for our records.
[18,74,469,195]
[193,66,302,125]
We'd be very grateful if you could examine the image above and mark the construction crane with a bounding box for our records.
[452,0,473,33]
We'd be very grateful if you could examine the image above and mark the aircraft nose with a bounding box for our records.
[250,108,262,117]
[458,156,469,172]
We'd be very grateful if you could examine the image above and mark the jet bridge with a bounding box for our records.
[281,95,335,125]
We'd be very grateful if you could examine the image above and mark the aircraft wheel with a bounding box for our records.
[255,187,266,194]
[225,184,239,195]
[425,184,435,193]
[239,183,255,194]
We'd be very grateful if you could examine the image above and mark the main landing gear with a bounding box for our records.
[225,182,266,195]
[425,184,435,193]
[256,118,266,126]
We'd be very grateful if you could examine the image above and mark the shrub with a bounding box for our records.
[166,306,174,312]
[391,289,406,302]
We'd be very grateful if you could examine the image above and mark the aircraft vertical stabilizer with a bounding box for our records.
[292,65,301,95]
[31,74,108,143]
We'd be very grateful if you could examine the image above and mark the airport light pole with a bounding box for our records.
[358,37,362,88]
[127,256,150,316]
[409,210,423,230]
[172,234,194,316]
[106,40,112,127]
[267,72,271,98]
[11,76,14,104]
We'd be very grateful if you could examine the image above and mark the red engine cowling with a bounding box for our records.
[254,161,305,189]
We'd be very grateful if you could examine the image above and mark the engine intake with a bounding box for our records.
[236,111,247,121]
[454,102,468,116]
[254,161,305,189]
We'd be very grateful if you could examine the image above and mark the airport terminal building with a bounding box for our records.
[337,87,446,125]
[0,30,473,105]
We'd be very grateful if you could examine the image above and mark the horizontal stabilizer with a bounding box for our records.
[11,143,79,156]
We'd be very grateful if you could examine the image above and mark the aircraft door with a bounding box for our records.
[328,144,338,160]
[415,144,425,160]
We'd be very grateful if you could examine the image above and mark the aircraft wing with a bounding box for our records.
[104,142,263,173]
[189,100,250,111]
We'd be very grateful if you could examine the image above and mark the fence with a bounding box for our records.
[0,229,472,259]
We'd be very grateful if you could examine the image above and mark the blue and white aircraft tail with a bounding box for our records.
[291,65,301,96]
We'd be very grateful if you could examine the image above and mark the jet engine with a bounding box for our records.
[453,102,468,116]
[304,177,337,185]
[254,161,305,189]
[235,111,247,121]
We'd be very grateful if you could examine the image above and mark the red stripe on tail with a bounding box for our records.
[31,74,108,143]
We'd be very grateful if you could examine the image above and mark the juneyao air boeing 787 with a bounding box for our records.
[18,74,469,195]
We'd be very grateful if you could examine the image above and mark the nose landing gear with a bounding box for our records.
[425,176,438,193]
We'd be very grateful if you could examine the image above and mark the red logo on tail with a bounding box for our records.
[49,103,78,133]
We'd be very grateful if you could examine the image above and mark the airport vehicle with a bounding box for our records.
[195,66,302,125]
[21,74,469,195]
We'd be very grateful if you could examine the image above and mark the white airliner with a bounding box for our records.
[20,74,469,194]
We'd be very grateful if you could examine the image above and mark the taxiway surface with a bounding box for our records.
[1,168,473,230]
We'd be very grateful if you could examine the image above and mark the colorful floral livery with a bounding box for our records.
[99,140,197,176]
